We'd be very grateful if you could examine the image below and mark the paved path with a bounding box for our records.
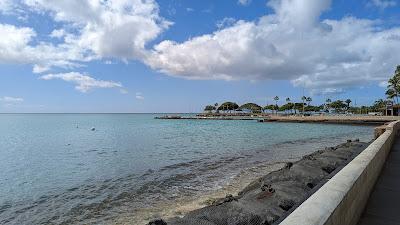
[358,135,400,225]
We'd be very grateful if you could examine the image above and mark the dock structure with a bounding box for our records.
[155,114,400,125]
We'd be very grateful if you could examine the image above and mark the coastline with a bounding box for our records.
[148,139,370,225]
[156,115,399,126]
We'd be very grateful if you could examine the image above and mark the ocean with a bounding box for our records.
[0,114,373,224]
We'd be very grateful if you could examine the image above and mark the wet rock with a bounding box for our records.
[158,140,369,225]
[148,219,167,225]
[279,199,295,211]
[321,165,336,174]
[284,162,293,169]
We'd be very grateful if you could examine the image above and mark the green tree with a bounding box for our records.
[239,103,262,113]
[204,105,216,113]
[325,98,332,112]
[264,104,278,112]
[217,102,239,113]
[301,96,307,114]
[386,65,400,104]
[306,97,312,106]
[286,97,292,114]
[330,100,347,113]
[371,99,386,112]
[345,99,352,112]
[273,96,279,114]
[214,103,219,113]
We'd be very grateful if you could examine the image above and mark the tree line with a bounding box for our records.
[204,97,353,114]
[204,65,400,115]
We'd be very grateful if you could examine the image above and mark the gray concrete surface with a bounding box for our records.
[279,120,400,225]
[357,134,400,225]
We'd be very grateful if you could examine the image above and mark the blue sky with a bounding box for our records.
[0,0,399,113]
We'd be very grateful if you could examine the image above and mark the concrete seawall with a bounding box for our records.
[279,120,400,225]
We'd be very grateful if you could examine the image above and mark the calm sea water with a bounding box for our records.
[0,114,373,224]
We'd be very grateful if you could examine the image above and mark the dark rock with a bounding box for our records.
[285,162,293,169]
[279,199,295,211]
[156,140,368,225]
[321,165,336,174]
[148,219,167,225]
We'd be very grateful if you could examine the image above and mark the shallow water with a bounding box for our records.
[0,114,373,224]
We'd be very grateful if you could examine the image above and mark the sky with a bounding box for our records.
[0,0,399,113]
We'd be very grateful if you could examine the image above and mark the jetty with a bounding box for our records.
[155,114,400,125]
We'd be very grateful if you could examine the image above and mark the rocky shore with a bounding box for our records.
[147,139,369,225]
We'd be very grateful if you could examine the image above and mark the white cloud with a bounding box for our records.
[1,0,400,96]
[39,72,122,93]
[369,0,397,10]
[145,0,400,94]
[23,0,171,60]
[379,81,388,88]
[0,23,86,73]
[50,29,66,39]
[135,92,144,100]
[216,17,237,29]
[238,0,251,6]
[0,96,24,103]
[0,0,13,14]
[186,8,194,12]
[0,0,171,73]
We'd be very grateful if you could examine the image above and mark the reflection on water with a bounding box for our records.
[0,114,373,224]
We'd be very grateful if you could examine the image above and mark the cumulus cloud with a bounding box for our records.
[1,0,400,95]
[369,0,397,10]
[135,92,144,100]
[24,0,171,60]
[0,23,86,73]
[39,72,123,93]
[216,17,237,29]
[0,0,171,72]
[145,0,400,94]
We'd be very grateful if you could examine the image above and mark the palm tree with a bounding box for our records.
[326,98,332,112]
[345,99,352,112]
[386,88,397,104]
[274,96,279,115]
[214,103,219,113]
[286,97,291,114]
[306,97,312,106]
[386,66,400,104]
[301,96,307,114]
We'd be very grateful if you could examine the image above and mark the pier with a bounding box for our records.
[155,114,400,125]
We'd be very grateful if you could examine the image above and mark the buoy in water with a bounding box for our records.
[91,127,95,131]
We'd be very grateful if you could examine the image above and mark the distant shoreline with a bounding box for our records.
[155,114,398,125]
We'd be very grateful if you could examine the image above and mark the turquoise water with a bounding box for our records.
[0,114,373,224]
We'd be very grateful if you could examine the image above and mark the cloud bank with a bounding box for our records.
[145,0,400,94]
[0,0,400,95]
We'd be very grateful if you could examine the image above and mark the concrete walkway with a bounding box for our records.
[357,135,400,225]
